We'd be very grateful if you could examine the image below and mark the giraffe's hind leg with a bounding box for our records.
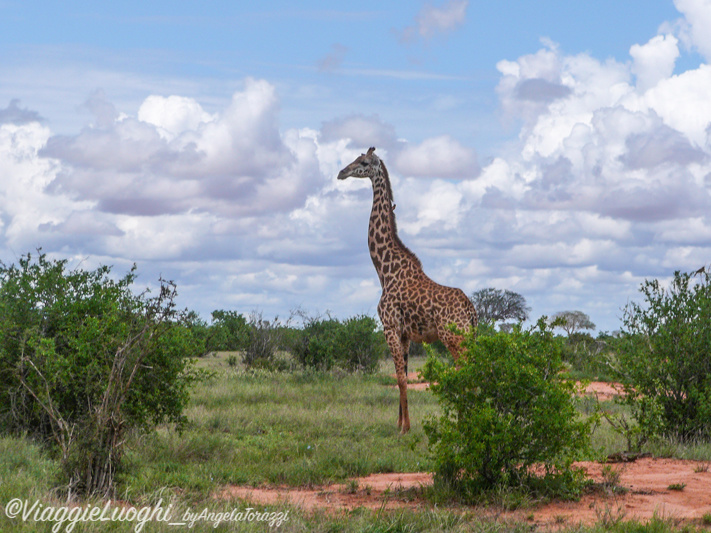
[438,315,473,363]
[440,328,466,362]
[439,289,477,362]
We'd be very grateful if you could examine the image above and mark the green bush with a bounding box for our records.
[205,309,250,353]
[0,252,201,496]
[291,316,341,371]
[613,268,711,442]
[422,319,592,500]
[182,310,210,356]
[291,315,386,373]
[341,315,388,372]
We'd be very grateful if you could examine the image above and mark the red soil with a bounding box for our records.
[395,374,625,397]
[219,458,711,528]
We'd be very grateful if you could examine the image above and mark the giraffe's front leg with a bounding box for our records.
[384,328,410,434]
[399,337,410,428]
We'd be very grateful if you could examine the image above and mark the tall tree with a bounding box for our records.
[470,288,531,325]
[551,310,596,336]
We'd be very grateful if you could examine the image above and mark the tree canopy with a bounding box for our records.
[469,288,531,325]
[551,310,596,336]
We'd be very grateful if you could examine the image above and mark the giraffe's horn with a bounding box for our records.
[367,146,376,155]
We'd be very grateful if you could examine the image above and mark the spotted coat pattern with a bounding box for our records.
[338,147,478,433]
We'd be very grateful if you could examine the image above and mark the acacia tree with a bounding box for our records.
[469,288,531,326]
[551,310,596,336]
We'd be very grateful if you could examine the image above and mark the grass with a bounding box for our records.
[119,357,439,500]
[2,352,711,532]
[0,436,64,532]
[646,437,711,462]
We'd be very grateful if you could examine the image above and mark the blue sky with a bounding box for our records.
[1,1,710,333]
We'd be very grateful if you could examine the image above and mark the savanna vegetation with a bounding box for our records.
[1,251,710,532]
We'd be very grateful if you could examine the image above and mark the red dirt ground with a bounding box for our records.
[220,458,711,528]
[396,374,624,399]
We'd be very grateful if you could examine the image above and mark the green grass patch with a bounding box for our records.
[120,364,438,499]
[0,436,59,502]
[0,436,64,532]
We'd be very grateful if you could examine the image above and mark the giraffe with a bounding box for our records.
[337,147,477,434]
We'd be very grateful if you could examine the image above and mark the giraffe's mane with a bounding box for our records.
[379,159,423,269]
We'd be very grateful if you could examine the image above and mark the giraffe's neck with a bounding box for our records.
[368,164,420,287]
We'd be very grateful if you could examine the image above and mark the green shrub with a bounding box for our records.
[182,311,210,356]
[291,315,386,373]
[339,315,387,372]
[205,309,249,353]
[291,316,341,371]
[422,319,592,500]
[613,268,711,442]
[0,252,201,496]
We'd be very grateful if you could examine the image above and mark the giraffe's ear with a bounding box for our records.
[367,147,376,155]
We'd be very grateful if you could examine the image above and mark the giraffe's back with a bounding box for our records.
[381,273,476,344]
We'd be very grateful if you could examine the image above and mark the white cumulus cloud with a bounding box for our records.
[673,0,711,61]
[393,135,478,178]
[630,34,680,92]
[138,95,215,140]
[41,79,319,220]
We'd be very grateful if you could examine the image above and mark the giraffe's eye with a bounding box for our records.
[360,161,368,166]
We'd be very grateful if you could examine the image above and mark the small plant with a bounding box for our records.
[598,407,649,453]
[600,465,621,490]
[554,515,567,525]
[594,501,627,528]
[226,354,238,368]
[667,482,686,491]
[703,512,711,525]
[597,464,628,497]
[694,462,709,473]
[343,479,359,494]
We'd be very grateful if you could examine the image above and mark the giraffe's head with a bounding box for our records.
[337,147,380,180]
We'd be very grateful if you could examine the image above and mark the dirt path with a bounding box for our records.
[396,375,625,399]
[220,458,711,527]
[221,472,431,513]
